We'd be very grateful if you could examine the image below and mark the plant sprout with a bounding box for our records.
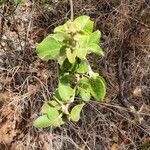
[34,15,106,128]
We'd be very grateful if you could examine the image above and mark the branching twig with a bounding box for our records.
[117,0,136,116]
[118,44,136,118]
[0,5,6,41]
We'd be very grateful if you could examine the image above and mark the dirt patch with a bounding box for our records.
[0,0,150,149]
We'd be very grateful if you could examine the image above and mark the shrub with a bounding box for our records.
[34,15,106,128]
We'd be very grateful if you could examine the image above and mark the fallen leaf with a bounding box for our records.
[111,143,118,150]
[133,86,142,97]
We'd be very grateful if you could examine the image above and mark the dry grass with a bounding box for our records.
[0,0,150,149]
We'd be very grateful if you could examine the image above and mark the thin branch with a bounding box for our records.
[69,0,74,20]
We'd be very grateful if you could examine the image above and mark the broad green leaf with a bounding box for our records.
[73,16,94,33]
[74,34,89,47]
[46,106,64,127]
[76,60,88,73]
[78,77,91,101]
[47,107,59,121]
[48,100,61,110]
[89,76,106,101]
[74,30,103,56]
[58,55,66,66]
[58,46,67,65]
[51,117,65,127]
[49,99,60,106]
[89,30,101,45]
[54,90,64,104]
[87,43,104,56]
[94,75,106,85]
[58,83,74,102]
[64,20,79,33]
[73,16,90,31]
[36,36,62,60]
[70,103,85,122]
[61,58,74,73]
[60,74,74,86]
[60,45,67,55]
[78,77,90,89]
[76,48,87,59]
[66,48,76,63]
[54,25,65,33]
[52,32,66,42]
[74,34,90,58]
[33,115,51,128]
[82,20,94,33]
[41,102,50,114]
[79,88,91,101]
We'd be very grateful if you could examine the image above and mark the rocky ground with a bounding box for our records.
[0,0,150,149]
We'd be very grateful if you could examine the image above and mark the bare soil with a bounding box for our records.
[0,0,150,150]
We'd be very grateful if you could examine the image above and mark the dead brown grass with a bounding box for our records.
[0,0,150,149]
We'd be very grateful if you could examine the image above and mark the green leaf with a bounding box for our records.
[87,43,104,56]
[76,60,88,73]
[47,107,64,127]
[76,48,87,59]
[48,100,61,110]
[60,74,74,86]
[60,58,74,73]
[95,75,106,85]
[54,90,64,103]
[36,36,62,60]
[51,117,65,127]
[47,107,59,121]
[66,48,76,63]
[73,16,94,33]
[73,34,91,58]
[78,77,90,89]
[70,103,85,122]
[89,30,101,45]
[49,99,60,106]
[73,16,90,31]
[58,83,74,102]
[33,115,51,128]
[64,20,78,33]
[78,77,91,101]
[54,25,65,33]
[74,15,89,25]
[89,76,106,101]
[72,35,88,58]
[34,109,64,128]
[74,30,103,56]
[41,102,50,114]
[52,32,66,42]
[79,88,91,101]
[58,55,66,66]
[74,34,89,47]
[82,20,94,33]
